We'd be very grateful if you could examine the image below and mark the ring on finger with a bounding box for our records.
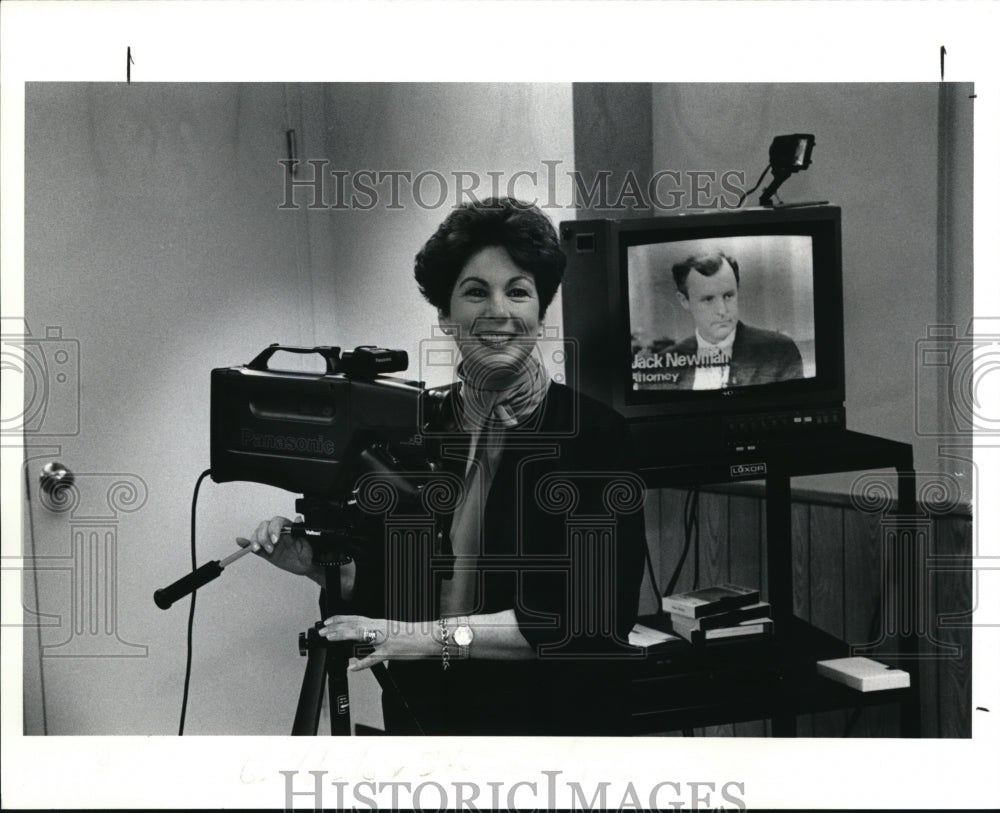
[363,628,379,645]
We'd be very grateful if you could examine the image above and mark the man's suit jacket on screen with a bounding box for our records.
[671,321,803,389]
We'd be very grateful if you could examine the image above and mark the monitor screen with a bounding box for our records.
[627,234,816,396]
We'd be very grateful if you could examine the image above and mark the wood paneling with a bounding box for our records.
[791,503,811,621]
[699,491,730,589]
[729,495,763,590]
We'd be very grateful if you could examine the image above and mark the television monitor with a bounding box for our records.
[559,205,845,466]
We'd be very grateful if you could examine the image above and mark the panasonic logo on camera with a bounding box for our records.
[730,462,766,478]
[240,429,336,455]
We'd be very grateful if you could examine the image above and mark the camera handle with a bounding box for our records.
[246,343,341,373]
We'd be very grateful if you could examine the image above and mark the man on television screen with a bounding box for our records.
[670,251,803,389]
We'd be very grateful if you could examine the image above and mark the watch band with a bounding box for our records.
[438,615,473,669]
[438,616,451,671]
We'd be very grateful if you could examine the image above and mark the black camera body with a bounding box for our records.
[210,344,430,495]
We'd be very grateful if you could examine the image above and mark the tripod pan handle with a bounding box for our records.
[154,560,224,609]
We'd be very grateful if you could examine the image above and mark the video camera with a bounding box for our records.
[211,343,431,496]
[154,343,439,612]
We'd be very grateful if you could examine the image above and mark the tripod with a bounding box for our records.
[289,494,423,736]
[292,565,353,735]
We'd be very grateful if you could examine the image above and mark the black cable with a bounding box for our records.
[643,537,665,616]
[736,164,771,208]
[691,490,701,590]
[684,486,700,589]
[179,468,213,736]
[664,486,700,598]
[664,489,693,597]
[372,663,427,736]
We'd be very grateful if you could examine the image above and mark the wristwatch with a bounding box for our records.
[452,617,474,659]
[438,616,474,670]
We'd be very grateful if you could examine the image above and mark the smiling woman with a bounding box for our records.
[240,198,647,735]
[442,246,543,390]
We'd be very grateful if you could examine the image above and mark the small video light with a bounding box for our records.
[757,133,817,207]
[769,134,815,173]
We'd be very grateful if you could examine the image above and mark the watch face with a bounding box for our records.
[453,624,474,647]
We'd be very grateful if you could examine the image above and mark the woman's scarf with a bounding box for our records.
[440,349,551,616]
[456,347,551,433]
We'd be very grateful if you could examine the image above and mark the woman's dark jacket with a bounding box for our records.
[352,382,647,735]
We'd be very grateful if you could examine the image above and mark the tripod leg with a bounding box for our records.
[326,642,351,735]
[291,561,354,736]
[323,563,352,735]
[292,632,328,736]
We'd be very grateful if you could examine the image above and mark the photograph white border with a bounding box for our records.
[2,1,998,809]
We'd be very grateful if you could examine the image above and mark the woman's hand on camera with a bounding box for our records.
[236,515,325,587]
[318,614,437,671]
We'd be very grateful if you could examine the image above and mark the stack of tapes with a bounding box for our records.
[662,584,772,645]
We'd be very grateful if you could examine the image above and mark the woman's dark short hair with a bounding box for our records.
[414,197,566,319]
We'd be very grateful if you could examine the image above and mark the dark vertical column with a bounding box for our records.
[810,504,847,736]
[730,493,766,737]
[765,473,795,737]
[765,474,794,621]
[843,508,898,736]
[933,513,972,738]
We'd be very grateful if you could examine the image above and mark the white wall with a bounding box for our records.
[23,82,575,735]
[311,83,575,386]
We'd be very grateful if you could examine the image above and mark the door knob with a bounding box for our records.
[39,461,75,497]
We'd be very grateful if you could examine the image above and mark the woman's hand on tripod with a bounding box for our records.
[318,614,437,671]
[237,515,325,588]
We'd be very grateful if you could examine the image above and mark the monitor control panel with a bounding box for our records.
[725,407,845,452]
